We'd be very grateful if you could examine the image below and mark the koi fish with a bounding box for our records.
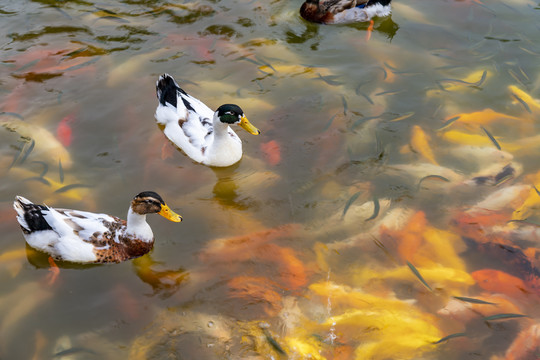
[56,114,75,147]
[410,125,437,165]
[471,269,532,298]
[260,140,281,166]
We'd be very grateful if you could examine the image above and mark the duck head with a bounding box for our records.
[131,191,182,222]
[300,0,330,23]
[216,104,260,135]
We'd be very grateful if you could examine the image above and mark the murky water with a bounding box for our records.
[1,0,539,358]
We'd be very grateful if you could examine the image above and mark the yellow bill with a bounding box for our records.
[158,204,182,222]
[239,115,260,135]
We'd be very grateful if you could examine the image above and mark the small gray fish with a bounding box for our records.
[0,111,24,120]
[9,138,35,169]
[511,93,532,113]
[483,313,528,321]
[365,197,379,221]
[54,184,92,194]
[18,138,35,165]
[342,191,362,219]
[433,332,467,344]
[508,69,528,88]
[389,112,414,122]
[406,261,432,291]
[263,329,286,355]
[54,347,97,358]
[322,114,337,132]
[417,175,450,190]
[316,73,342,86]
[507,219,540,227]
[23,177,51,186]
[372,237,398,263]
[351,115,380,130]
[357,91,374,105]
[32,160,49,178]
[254,56,276,72]
[481,126,501,150]
[58,158,64,183]
[236,56,263,66]
[438,70,487,88]
[436,116,460,131]
[453,296,496,305]
[341,95,348,115]
[375,89,404,96]
[518,46,540,56]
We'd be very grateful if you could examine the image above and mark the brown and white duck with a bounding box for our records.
[300,0,392,24]
[13,191,182,264]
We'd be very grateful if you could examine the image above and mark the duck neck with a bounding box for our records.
[212,117,232,140]
[125,208,154,242]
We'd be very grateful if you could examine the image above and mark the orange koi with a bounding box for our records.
[381,211,427,262]
[228,276,283,316]
[112,284,141,320]
[260,140,281,166]
[56,114,74,147]
[200,224,301,262]
[161,142,175,160]
[46,256,60,286]
[505,324,540,360]
[259,244,308,291]
[366,20,374,41]
[471,269,530,298]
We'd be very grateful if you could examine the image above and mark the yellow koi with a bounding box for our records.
[453,108,522,125]
[509,85,540,112]
[411,125,437,165]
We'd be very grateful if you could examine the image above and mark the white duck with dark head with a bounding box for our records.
[155,74,260,167]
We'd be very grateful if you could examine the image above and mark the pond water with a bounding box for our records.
[1,0,539,358]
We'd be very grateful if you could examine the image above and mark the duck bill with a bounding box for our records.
[239,115,260,135]
[158,204,183,222]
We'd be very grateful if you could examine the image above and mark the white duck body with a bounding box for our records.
[332,2,391,23]
[13,192,182,263]
[300,0,392,24]
[155,74,260,167]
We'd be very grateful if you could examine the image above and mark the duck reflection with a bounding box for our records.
[210,163,252,210]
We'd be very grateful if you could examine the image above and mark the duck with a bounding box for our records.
[300,0,392,24]
[13,191,182,264]
[154,74,261,167]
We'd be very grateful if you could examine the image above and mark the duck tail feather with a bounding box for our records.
[13,196,52,233]
[156,74,182,108]
[366,0,391,7]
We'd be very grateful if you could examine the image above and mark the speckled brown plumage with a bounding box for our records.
[85,218,155,263]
